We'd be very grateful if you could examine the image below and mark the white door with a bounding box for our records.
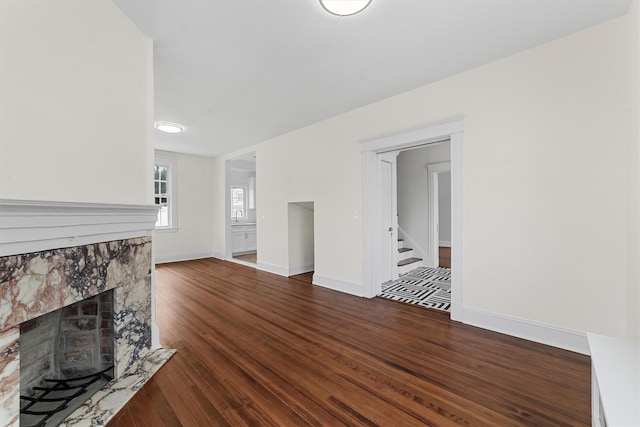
[380,160,394,283]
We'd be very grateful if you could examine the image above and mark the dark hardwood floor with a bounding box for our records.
[289,271,314,284]
[108,258,590,426]
[439,246,451,268]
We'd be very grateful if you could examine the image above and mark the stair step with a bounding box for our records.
[397,257,422,267]
[398,247,411,253]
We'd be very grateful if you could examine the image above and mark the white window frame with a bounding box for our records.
[154,153,178,232]
[230,186,247,221]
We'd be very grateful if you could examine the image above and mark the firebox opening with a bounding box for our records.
[19,290,115,427]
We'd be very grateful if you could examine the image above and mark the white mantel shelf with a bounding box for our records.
[0,199,159,257]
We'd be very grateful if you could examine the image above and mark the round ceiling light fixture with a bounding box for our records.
[320,0,371,16]
[154,121,184,134]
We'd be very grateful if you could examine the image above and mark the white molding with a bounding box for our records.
[151,325,161,349]
[0,199,159,256]
[211,251,225,260]
[155,252,216,264]
[361,116,464,153]
[288,264,315,276]
[397,226,430,266]
[256,261,289,277]
[361,117,464,323]
[312,274,363,297]
[462,306,589,355]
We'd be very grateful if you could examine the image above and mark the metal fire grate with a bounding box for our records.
[20,366,113,427]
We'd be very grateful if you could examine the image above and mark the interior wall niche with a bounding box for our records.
[288,202,315,276]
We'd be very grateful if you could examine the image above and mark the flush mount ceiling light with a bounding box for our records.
[154,121,184,133]
[320,0,371,16]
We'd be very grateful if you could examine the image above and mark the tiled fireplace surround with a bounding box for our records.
[0,200,175,426]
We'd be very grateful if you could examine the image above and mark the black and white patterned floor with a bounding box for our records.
[379,267,451,312]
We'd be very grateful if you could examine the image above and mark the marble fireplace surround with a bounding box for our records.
[0,200,174,426]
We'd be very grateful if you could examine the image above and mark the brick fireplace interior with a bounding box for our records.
[19,291,115,426]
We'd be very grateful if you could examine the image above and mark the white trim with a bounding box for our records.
[462,306,589,355]
[155,252,217,264]
[288,264,315,276]
[439,241,452,247]
[361,116,464,153]
[449,131,463,322]
[312,274,363,296]
[0,199,159,257]
[151,325,161,350]
[256,261,289,277]
[361,117,463,324]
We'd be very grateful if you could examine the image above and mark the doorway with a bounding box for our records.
[361,117,463,321]
[226,152,258,266]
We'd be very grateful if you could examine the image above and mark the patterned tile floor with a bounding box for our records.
[379,267,451,312]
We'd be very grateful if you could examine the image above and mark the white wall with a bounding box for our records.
[154,151,215,263]
[288,202,315,275]
[217,8,639,342]
[397,143,451,257]
[438,172,451,245]
[628,0,640,343]
[0,0,154,205]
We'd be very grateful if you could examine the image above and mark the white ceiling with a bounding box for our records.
[113,0,630,158]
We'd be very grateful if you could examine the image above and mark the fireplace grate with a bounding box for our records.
[20,366,113,427]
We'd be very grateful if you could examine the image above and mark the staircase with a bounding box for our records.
[397,239,423,275]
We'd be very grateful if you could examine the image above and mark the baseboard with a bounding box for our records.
[312,274,363,297]
[256,261,289,277]
[155,252,217,264]
[461,306,589,355]
[289,264,314,276]
[439,241,451,247]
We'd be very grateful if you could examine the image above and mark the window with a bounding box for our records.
[230,186,245,221]
[154,153,177,230]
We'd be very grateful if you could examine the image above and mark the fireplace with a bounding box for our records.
[0,200,175,427]
[19,291,115,426]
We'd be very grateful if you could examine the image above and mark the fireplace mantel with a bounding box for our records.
[0,199,159,257]
[0,198,169,427]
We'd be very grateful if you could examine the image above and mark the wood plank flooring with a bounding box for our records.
[439,247,451,268]
[108,258,590,426]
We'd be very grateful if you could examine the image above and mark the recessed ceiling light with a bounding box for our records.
[155,121,184,133]
[320,0,371,16]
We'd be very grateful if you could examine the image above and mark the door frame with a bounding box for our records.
[361,116,463,321]
[427,162,451,268]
